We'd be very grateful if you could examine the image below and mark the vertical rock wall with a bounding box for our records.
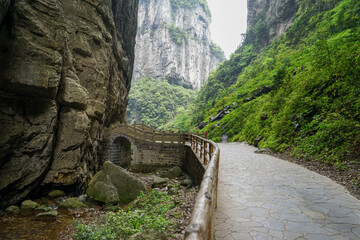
[132,0,224,89]
[0,0,139,207]
[247,0,300,46]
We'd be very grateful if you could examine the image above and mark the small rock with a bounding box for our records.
[35,211,58,221]
[160,166,182,179]
[152,176,168,187]
[36,205,51,212]
[59,198,86,210]
[48,190,65,198]
[21,200,38,211]
[173,234,184,239]
[253,136,264,147]
[5,205,20,214]
[181,179,193,188]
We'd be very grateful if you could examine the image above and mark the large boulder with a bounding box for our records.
[87,161,149,204]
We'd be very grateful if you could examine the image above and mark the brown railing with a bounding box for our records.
[104,123,185,144]
[185,135,220,240]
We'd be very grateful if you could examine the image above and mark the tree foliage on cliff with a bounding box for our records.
[210,42,226,60]
[170,0,210,15]
[179,0,360,171]
[127,77,196,129]
[168,24,189,45]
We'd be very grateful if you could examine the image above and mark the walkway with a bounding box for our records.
[215,143,360,240]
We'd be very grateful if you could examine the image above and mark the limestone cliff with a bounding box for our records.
[0,0,138,207]
[247,0,300,47]
[132,0,225,89]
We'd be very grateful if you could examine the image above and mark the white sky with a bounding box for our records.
[207,0,248,58]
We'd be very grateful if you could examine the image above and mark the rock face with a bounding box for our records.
[247,0,300,46]
[0,0,9,24]
[132,0,225,89]
[87,161,149,204]
[0,0,139,207]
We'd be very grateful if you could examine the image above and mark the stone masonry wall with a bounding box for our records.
[133,139,186,167]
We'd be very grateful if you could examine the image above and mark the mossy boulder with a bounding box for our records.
[5,205,19,214]
[87,161,149,204]
[48,190,65,198]
[36,205,51,212]
[59,198,86,209]
[35,211,58,221]
[160,166,182,179]
[21,200,38,211]
[152,176,168,188]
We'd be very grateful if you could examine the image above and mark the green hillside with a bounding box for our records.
[180,0,360,170]
[127,77,196,130]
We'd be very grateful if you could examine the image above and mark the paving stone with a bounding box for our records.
[352,227,360,238]
[231,232,252,239]
[262,217,285,231]
[268,229,284,239]
[286,221,328,234]
[304,233,333,240]
[304,210,326,220]
[249,231,273,240]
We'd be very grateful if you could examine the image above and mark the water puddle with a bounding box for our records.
[0,203,107,239]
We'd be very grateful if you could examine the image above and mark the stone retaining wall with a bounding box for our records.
[183,146,206,186]
[132,139,186,168]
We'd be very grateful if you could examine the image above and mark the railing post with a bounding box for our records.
[162,132,164,143]
[209,144,214,162]
[204,141,208,165]
[196,137,198,154]
[171,131,174,144]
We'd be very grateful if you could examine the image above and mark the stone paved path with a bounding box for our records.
[215,143,360,240]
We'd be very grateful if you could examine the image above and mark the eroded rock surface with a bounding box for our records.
[0,0,139,207]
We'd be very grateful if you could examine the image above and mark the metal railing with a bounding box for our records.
[185,134,220,240]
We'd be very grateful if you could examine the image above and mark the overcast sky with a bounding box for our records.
[207,0,248,58]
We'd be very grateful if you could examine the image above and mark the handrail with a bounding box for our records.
[185,135,220,240]
[104,123,185,144]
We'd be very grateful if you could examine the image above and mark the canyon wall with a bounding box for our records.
[132,0,225,89]
[247,0,300,46]
[0,0,138,207]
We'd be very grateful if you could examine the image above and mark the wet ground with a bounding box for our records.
[215,143,360,240]
[0,206,106,240]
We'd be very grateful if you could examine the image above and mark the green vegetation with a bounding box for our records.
[210,42,226,60]
[127,77,197,130]
[177,0,360,169]
[73,190,174,240]
[170,0,210,15]
[168,24,189,45]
